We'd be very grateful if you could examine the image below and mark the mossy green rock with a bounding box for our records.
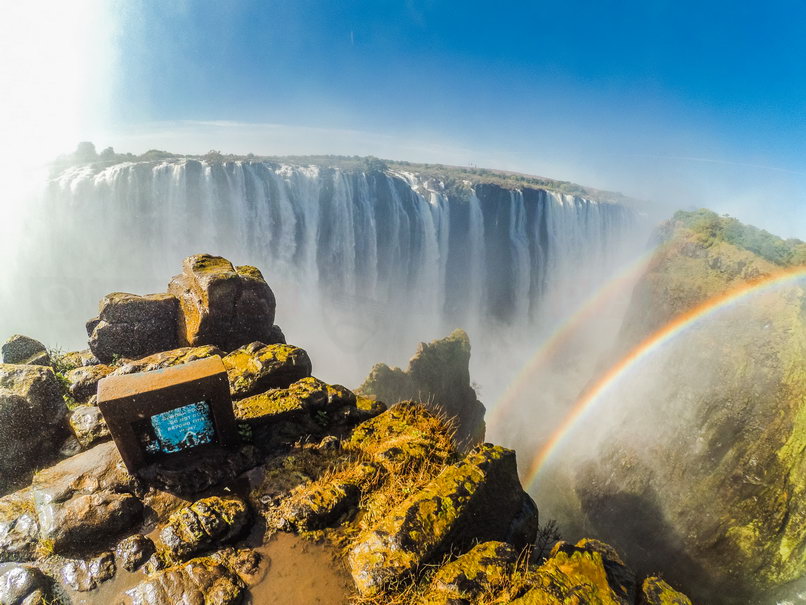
[426,540,518,602]
[121,556,245,605]
[639,576,693,605]
[574,212,806,601]
[345,401,454,469]
[275,462,379,531]
[159,496,251,560]
[234,376,354,421]
[223,341,312,398]
[348,443,535,595]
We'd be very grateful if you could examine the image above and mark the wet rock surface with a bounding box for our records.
[168,254,277,351]
[158,496,251,560]
[1,335,51,366]
[116,534,155,572]
[87,292,179,363]
[61,552,116,592]
[121,556,245,605]
[68,404,110,448]
[0,564,52,605]
[31,441,141,553]
[0,489,39,562]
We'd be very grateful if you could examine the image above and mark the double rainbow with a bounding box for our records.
[523,265,806,490]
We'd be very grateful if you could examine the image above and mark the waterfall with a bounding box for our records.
[4,159,645,388]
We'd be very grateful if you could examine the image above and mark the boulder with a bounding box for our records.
[0,564,52,605]
[120,556,244,605]
[1,335,50,366]
[57,349,100,369]
[87,292,179,363]
[549,540,636,603]
[0,489,39,562]
[223,342,312,398]
[60,552,115,592]
[348,443,536,595]
[639,576,693,605]
[426,541,518,603]
[64,364,113,402]
[116,534,155,572]
[31,441,141,553]
[112,344,224,375]
[158,496,251,560]
[168,254,278,351]
[0,364,67,493]
[68,404,110,448]
[358,329,486,447]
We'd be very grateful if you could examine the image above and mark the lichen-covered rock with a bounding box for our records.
[549,539,636,603]
[1,335,50,366]
[0,488,39,562]
[223,341,312,398]
[64,363,113,402]
[57,349,100,369]
[116,534,156,572]
[358,329,486,447]
[0,564,52,605]
[61,552,115,592]
[0,364,67,494]
[509,547,628,605]
[639,576,693,605]
[234,376,352,422]
[120,556,245,605]
[158,496,250,559]
[112,344,224,375]
[274,462,379,531]
[348,443,536,595]
[345,402,454,470]
[426,541,518,603]
[68,404,110,448]
[168,254,278,351]
[87,292,179,363]
[31,440,141,553]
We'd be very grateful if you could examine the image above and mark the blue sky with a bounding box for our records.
[58,1,806,236]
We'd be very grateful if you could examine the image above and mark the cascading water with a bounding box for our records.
[3,158,646,405]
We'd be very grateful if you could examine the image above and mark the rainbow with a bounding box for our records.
[487,249,657,433]
[523,265,806,489]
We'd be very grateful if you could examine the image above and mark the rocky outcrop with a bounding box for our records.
[0,364,67,493]
[113,344,223,375]
[86,292,179,363]
[31,441,141,553]
[64,363,113,402]
[571,211,806,602]
[358,329,486,447]
[423,541,518,604]
[223,341,313,398]
[1,335,50,366]
[61,552,116,591]
[348,443,537,595]
[0,489,39,562]
[640,576,694,605]
[121,556,245,605]
[168,254,278,351]
[116,534,155,572]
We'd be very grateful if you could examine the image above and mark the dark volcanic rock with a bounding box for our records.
[31,441,141,553]
[348,442,537,595]
[112,344,224,375]
[168,254,277,351]
[0,564,52,605]
[358,329,486,448]
[1,335,50,366]
[0,364,68,493]
[61,552,116,592]
[158,496,251,560]
[87,292,179,363]
[116,534,155,572]
[64,363,113,402]
[120,556,244,605]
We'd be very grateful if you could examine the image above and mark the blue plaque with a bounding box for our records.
[135,400,216,456]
